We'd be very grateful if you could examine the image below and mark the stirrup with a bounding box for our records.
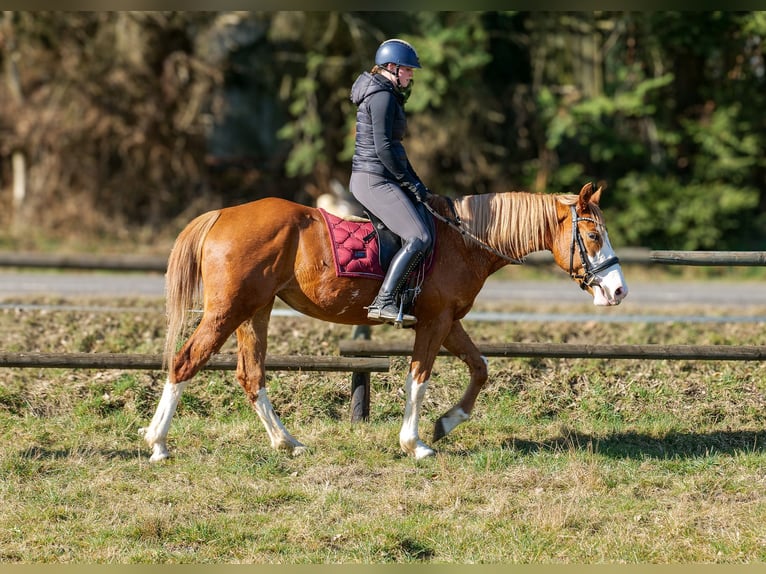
[366,300,417,328]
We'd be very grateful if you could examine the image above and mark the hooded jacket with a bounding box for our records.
[350,71,421,187]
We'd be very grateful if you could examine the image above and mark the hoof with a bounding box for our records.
[139,427,169,462]
[275,439,308,456]
[401,439,436,460]
[291,445,310,457]
[414,444,436,459]
[149,449,170,463]
[433,407,470,443]
[148,443,170,463]
[433,419,447,442]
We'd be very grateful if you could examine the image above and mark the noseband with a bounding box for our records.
[569,205,620,290]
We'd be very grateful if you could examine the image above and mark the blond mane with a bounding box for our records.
[452,192,583,260]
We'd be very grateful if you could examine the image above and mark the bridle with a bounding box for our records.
[568,205,621,290]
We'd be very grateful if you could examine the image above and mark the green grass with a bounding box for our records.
[1,296,766,563]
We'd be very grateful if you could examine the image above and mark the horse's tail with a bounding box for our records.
[163,210,221,375]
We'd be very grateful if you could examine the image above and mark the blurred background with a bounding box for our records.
[1,11,765,254]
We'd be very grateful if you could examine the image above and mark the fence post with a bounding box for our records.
[350,324,371,422]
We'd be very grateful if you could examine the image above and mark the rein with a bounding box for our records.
[568,205,621,290]
[421,198,525,265]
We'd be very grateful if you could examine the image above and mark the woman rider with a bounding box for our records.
[349,38,433,327]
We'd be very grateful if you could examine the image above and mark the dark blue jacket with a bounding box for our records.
[350,71,422,187]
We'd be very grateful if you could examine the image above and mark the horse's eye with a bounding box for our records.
[588,232,600,242]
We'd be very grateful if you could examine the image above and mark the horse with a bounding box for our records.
[139,182,628,461]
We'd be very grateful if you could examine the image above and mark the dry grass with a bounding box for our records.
[1,293,765,563]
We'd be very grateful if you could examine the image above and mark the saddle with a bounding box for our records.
[318,204,436,313]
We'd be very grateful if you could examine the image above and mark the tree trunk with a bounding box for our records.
[11,151,26,213]
[2,11,27,235]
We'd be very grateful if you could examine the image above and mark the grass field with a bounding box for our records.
[1,290,765,563]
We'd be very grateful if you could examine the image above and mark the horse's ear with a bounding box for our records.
[578,181,605,210]
[578,182,595,211]
[591,185,603,205]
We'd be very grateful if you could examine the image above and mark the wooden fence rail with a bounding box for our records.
[2,249,766,270]
[0,252,168,271]
[0,352,390,372]
[339,340,766,361]
[649,251,766,266]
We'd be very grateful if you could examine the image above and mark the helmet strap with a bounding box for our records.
[393,64,402,90]
[400,79,413,103]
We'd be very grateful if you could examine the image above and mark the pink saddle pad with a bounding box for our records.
[319,208,384,279]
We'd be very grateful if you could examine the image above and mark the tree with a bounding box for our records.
[0,12,223,242]
[511,11,765,249]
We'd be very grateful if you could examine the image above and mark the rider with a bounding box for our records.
[349,38,434,327]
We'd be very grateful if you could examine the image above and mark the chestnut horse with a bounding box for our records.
[140,182,627,461]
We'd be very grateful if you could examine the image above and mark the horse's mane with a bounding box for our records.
[452,192,586,260]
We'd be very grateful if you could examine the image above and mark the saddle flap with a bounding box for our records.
[363,210,401,270]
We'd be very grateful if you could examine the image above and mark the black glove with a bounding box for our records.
[401,180,430,202]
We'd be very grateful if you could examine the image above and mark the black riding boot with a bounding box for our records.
[367,246,424,327]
